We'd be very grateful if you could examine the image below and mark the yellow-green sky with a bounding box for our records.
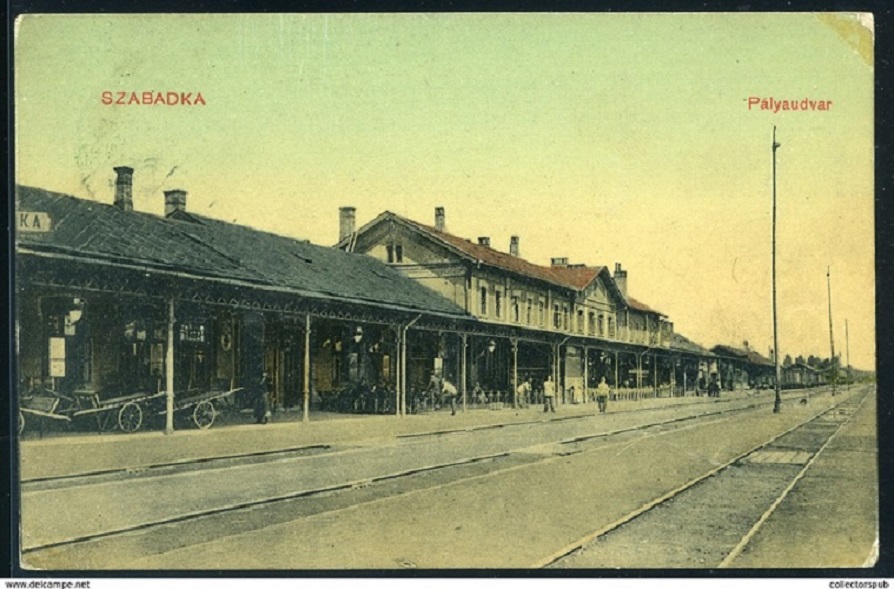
[14,13,875,370]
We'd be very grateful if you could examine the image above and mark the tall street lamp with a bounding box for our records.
[772,126,783,414]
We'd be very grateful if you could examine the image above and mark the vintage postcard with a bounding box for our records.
[11,12,876,574]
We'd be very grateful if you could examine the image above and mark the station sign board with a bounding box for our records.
[18,211,52,232]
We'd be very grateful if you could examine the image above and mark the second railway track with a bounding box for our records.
[543,388,872,569]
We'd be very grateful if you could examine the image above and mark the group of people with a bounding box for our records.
[446,374,613,416]
[534,375,611,414]
[254,368,616,425]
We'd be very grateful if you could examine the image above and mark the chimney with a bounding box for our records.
[435,207,445,232]
[510,235,520,257]
[339,206,356,242]
[113,166,134,211]
[551,257,569,267]
[164,189,187,217]
[477,236,490,247]
[614,262,628,297]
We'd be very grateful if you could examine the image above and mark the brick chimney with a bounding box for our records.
[113,166,134,211]
[510,235,520,257]
[339,207,356,242]
[477,236,490,247]
[435,207,445,232]
[551,257,568,267]
[164,189,187,217]
[614,262,628,297]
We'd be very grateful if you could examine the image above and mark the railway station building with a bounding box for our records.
[15,168,477,431]
[337,207,718,404]
[15,166,779,434]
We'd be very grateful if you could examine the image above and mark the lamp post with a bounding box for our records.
[772,126,782,414]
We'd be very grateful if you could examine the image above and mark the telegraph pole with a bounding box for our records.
[827,267,837,395]
[772,126,782,414]
[846,318,851,391]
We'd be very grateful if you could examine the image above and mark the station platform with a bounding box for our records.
[16,388,812,482]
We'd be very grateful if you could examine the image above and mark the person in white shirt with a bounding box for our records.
[516,377,532,407]
[442,379,458,416]
[596,376,610,414]
[543,375,556,413]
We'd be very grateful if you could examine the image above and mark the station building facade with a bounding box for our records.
[15,169,477,428]
[337,207,719,404]
[15,167,785,434]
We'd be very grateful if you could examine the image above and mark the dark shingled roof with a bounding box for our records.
[15,185,468,317]
[669,333,714,356]
[626,296,665,317]
[710,344,774,366]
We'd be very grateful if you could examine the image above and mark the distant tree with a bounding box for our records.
[795,355,806,366]
[807,355,819,367]
[783,354,793,367]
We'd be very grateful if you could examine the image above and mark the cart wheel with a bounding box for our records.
[193,400,215,429]
[18,411,25,436]
[118,402,143,433]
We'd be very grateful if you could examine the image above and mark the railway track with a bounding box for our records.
[22,387,815,490]
[542,388,872,569]
[21,386,865,568]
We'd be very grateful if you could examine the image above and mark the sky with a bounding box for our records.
[13,13,875,370]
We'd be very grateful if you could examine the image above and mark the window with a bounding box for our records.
[480,286,488,315]
[386,243,403,264]
[598,314,605,336]
[563,304,570,331]
[495,290,502,318]
[577,310,584,334]
[608,316,615,338]
[588,312,596,336]
[526,299,533,325]
[511,296,520,323]
[538,301,545,326]
[553,304,561,329]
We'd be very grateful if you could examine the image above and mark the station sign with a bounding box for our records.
[18,211,52,232]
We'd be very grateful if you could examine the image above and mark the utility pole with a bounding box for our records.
[772,126,782,414]
[827,267,836,395]
[846,318,851,391]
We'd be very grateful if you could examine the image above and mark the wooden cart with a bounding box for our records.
[19,387,165,434]
[158,387,243,429]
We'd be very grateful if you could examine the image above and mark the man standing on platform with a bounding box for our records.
[596,376,610,414]
[543,375,557,413]
[516,377,532,407]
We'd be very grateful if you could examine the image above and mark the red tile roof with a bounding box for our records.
[394,214,574,290]
[547,265,604,290]
[353,211,666,316]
